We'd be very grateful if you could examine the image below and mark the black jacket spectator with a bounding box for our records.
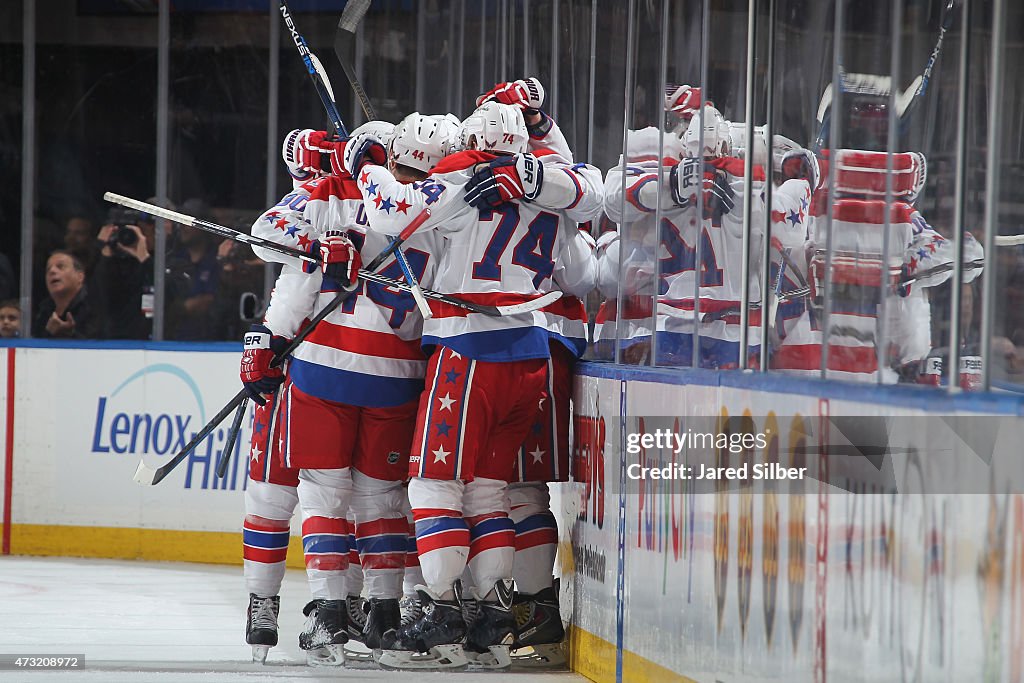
[31,251,100,339]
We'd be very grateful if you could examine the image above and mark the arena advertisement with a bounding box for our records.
[569,373,624,681]
[3,346,273,562]
[571,364,1024,683]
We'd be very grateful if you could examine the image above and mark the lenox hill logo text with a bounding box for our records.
[90,363,249,490]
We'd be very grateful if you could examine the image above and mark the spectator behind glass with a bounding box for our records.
[32,250,100,339]
[63,215,97,274]
[91,201,169,339]
[165,219,220,340]
[0,300,21,338]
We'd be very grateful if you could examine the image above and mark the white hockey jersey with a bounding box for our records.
[251,174,441,407]
[601,146,767,366]
[353,148,602,362]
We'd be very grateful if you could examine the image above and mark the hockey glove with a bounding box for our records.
[282,129,343,178]
[665,84,702,122]
[703,168,735,221]
[317,230,362,290]
[282,129,318,180]
[342,131,387,178]
[240,324,289,405]
[477,77,545,114]
[669,158,703,207]
[464,153,544,210]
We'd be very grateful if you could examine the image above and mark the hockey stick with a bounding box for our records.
[103,193,555,317]
[279,0,348,138]
[136,225,426,487]
[333,0,375,120]
[215,396,247,479]
[900,0,960,121]
[280,0,433,316]
[134,284,353,486]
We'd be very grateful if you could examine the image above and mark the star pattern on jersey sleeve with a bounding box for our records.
[373,194,384,209]
[395,198,411,214]
[435,420,452,437]
[787,210,801,226]
[437,393,456,412]
[263,211,281,224]
[366,180,379,196]
[285,224,300,237]
[274,217,289,231]
[297,233,313,250]
[444,368,461,384]
[380,197,394,214]
[432,446,451,464]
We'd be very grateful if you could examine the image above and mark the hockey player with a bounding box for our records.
[240,130,332,664]
[246,117,450,666]
[341,100,600,670]
[470,78,592,666]
[241,391,297,664]
[602,104,765,368]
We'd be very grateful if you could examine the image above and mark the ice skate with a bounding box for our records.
[363,598,401,650]
[245,594,280,664]
[464,599,516,670]
[298,599,348,667]
[342,594,373,662]
[375,588,469,671]
[510,586,567,668]
[399,593,423,626]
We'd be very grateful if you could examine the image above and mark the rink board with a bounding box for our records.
[566,363,1024,683]
[0,342,305,567]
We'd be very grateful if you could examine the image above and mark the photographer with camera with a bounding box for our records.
[91,205,157,339]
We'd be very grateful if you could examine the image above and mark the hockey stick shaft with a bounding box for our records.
[135,284,354,486]
[279,0,348,138]
[216,396,248,479]
[103,192,510,316]
[333,0,376,120]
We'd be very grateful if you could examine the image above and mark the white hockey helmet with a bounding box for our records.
[457,101,529,155]
[683,104,731,159]
[430,113,462,156]
[727,122,769,168]
[389,112,451,173]
[350,120,396,147]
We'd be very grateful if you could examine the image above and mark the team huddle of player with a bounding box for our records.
[233,77,982,672]
[238,78,593,671]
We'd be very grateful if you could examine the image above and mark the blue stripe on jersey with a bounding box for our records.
[469,516,514,541]
[548,331,587,360]
[243,528,291,549]
[415,516,469,539]
[355,535,408,555]
[422,327,553,363]
[302,533,348,555]
[514,512,557,535]
[290,359,424,407]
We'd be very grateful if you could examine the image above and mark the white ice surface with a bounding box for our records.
[0,556,582,682]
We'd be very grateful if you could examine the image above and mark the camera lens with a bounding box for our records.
[115,226,139,248]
